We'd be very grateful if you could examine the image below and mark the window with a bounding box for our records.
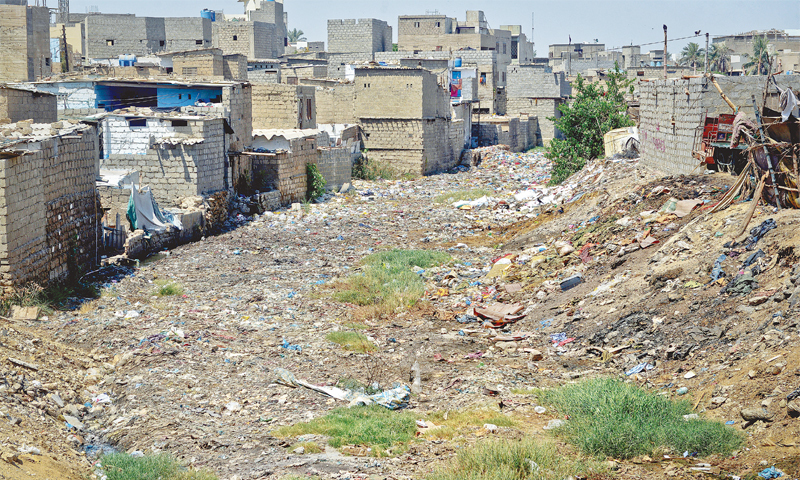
[160,40,165,47]
[182,67,198,75]
[435,22,440,27]
[178,94,182,100]
[171,120,188,127]
[45,58,51,67]
[306,99,312,120]
[106,39,114,46]
[128,119,146,127]
[503,43,507,55]
[233,35,238,41]
[502,72,506,82]
[414,22,420,28]
[188,94,192,100]
[196,40,203,45]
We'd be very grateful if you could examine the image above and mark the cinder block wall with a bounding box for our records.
[326,52,374,80]
[0,89,57,123]
[0,127,98,288]
[248,70,280,84]
[212,21,279,60]
[172,52,224,79]
[317,146,352,190]
[0,5,51,82]
[315,84,356,124]
[505,97,564,141]
[164,17,212,52]
[252,84,316,130]
[251,135,316,204]
[100,117,227,207]
[327,19,392,54]
[639,75,800,175]
[223,54,248,81]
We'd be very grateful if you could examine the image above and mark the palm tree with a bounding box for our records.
[708,42,731,73]
[288,28,306,43]
[679,42,705,73]
[742,35,772,75]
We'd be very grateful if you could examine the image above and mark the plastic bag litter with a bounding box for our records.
[711,254,727,281]
[453,196,491,210]
[273,368,410,410]
[625,363,655,376]
[587,273,629,297]
[758,466,784,479]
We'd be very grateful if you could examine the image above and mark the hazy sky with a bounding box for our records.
[65,0,799,54]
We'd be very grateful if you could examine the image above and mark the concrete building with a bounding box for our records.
[98,113,229,207]
[392,11,513,115]
[713,29,800,73]
[212,20,281,60]
[505,65,571,142]
[84,14,212,63]
[251,84,316,130]
[639,75,800,175]
[0,122,99,288]
[0,86,58,124]
[499,25,536,64]
[163,48,225,79]
[375,50,506,115]
[354,67,465,175]
[328,19,392,54]
[326,18,393,81]
[0,0,52,82]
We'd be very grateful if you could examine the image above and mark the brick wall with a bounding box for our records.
[315,84,356,124]
[398,16,453,36]
[223,54,248,81]
[0,88,57,123]
[85,15,210,60]
[0,5,51,82]
[507,65,570,98]
[164,17,212,52]
[327,19,392,54]
[505,97,565,141]
[99,117,227,207]
[172,50,224,79]
[248,70,281,84]
[326,52,374,80]
[281,65,328,82]
[251,84,316,130]
[0,127,98,288]
[361,118,461,175]
[317,146,351,190]
[212,21,279,60]
[249,135,317,204]
[639,75,800,175]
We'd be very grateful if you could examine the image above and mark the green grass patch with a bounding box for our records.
[433,188,492,205]
[289,441,323,454]
[326,331,377,353]
[422,406,517,441]
[426,438,607,480]
[155,279,184,297]
[343,322,368,330]
[274,405,417,456]
[332,249,450,318]
[535,378,744,459]
[0,281,100,317]
[100,453,216,480]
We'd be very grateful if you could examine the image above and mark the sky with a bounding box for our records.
[65,0,800,55]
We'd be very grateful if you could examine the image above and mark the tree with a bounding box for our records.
[288,28,306,43]
[546,63,635,185]
[679,42,705,73]
[742,35,772,75]
[708,42,731,73]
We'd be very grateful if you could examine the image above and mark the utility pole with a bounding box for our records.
[704,32,709,74]
[62,24,69,73]
[663,24,668,80]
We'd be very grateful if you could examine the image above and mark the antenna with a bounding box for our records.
[531,12,534,45]
[425,9,440,15]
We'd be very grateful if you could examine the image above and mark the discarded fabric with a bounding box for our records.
[625,363,655,376]
[758,467,783,479]
[273,368,410,410]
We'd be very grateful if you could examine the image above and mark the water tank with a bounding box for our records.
[454,58,463,68]
[201,9,216,21]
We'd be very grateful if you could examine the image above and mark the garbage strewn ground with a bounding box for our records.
[5,145,800,480]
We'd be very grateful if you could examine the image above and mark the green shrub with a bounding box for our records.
[306,163,327,200]
[155,280,184,297]
[546,63,635,185]
[536,377,744,459]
